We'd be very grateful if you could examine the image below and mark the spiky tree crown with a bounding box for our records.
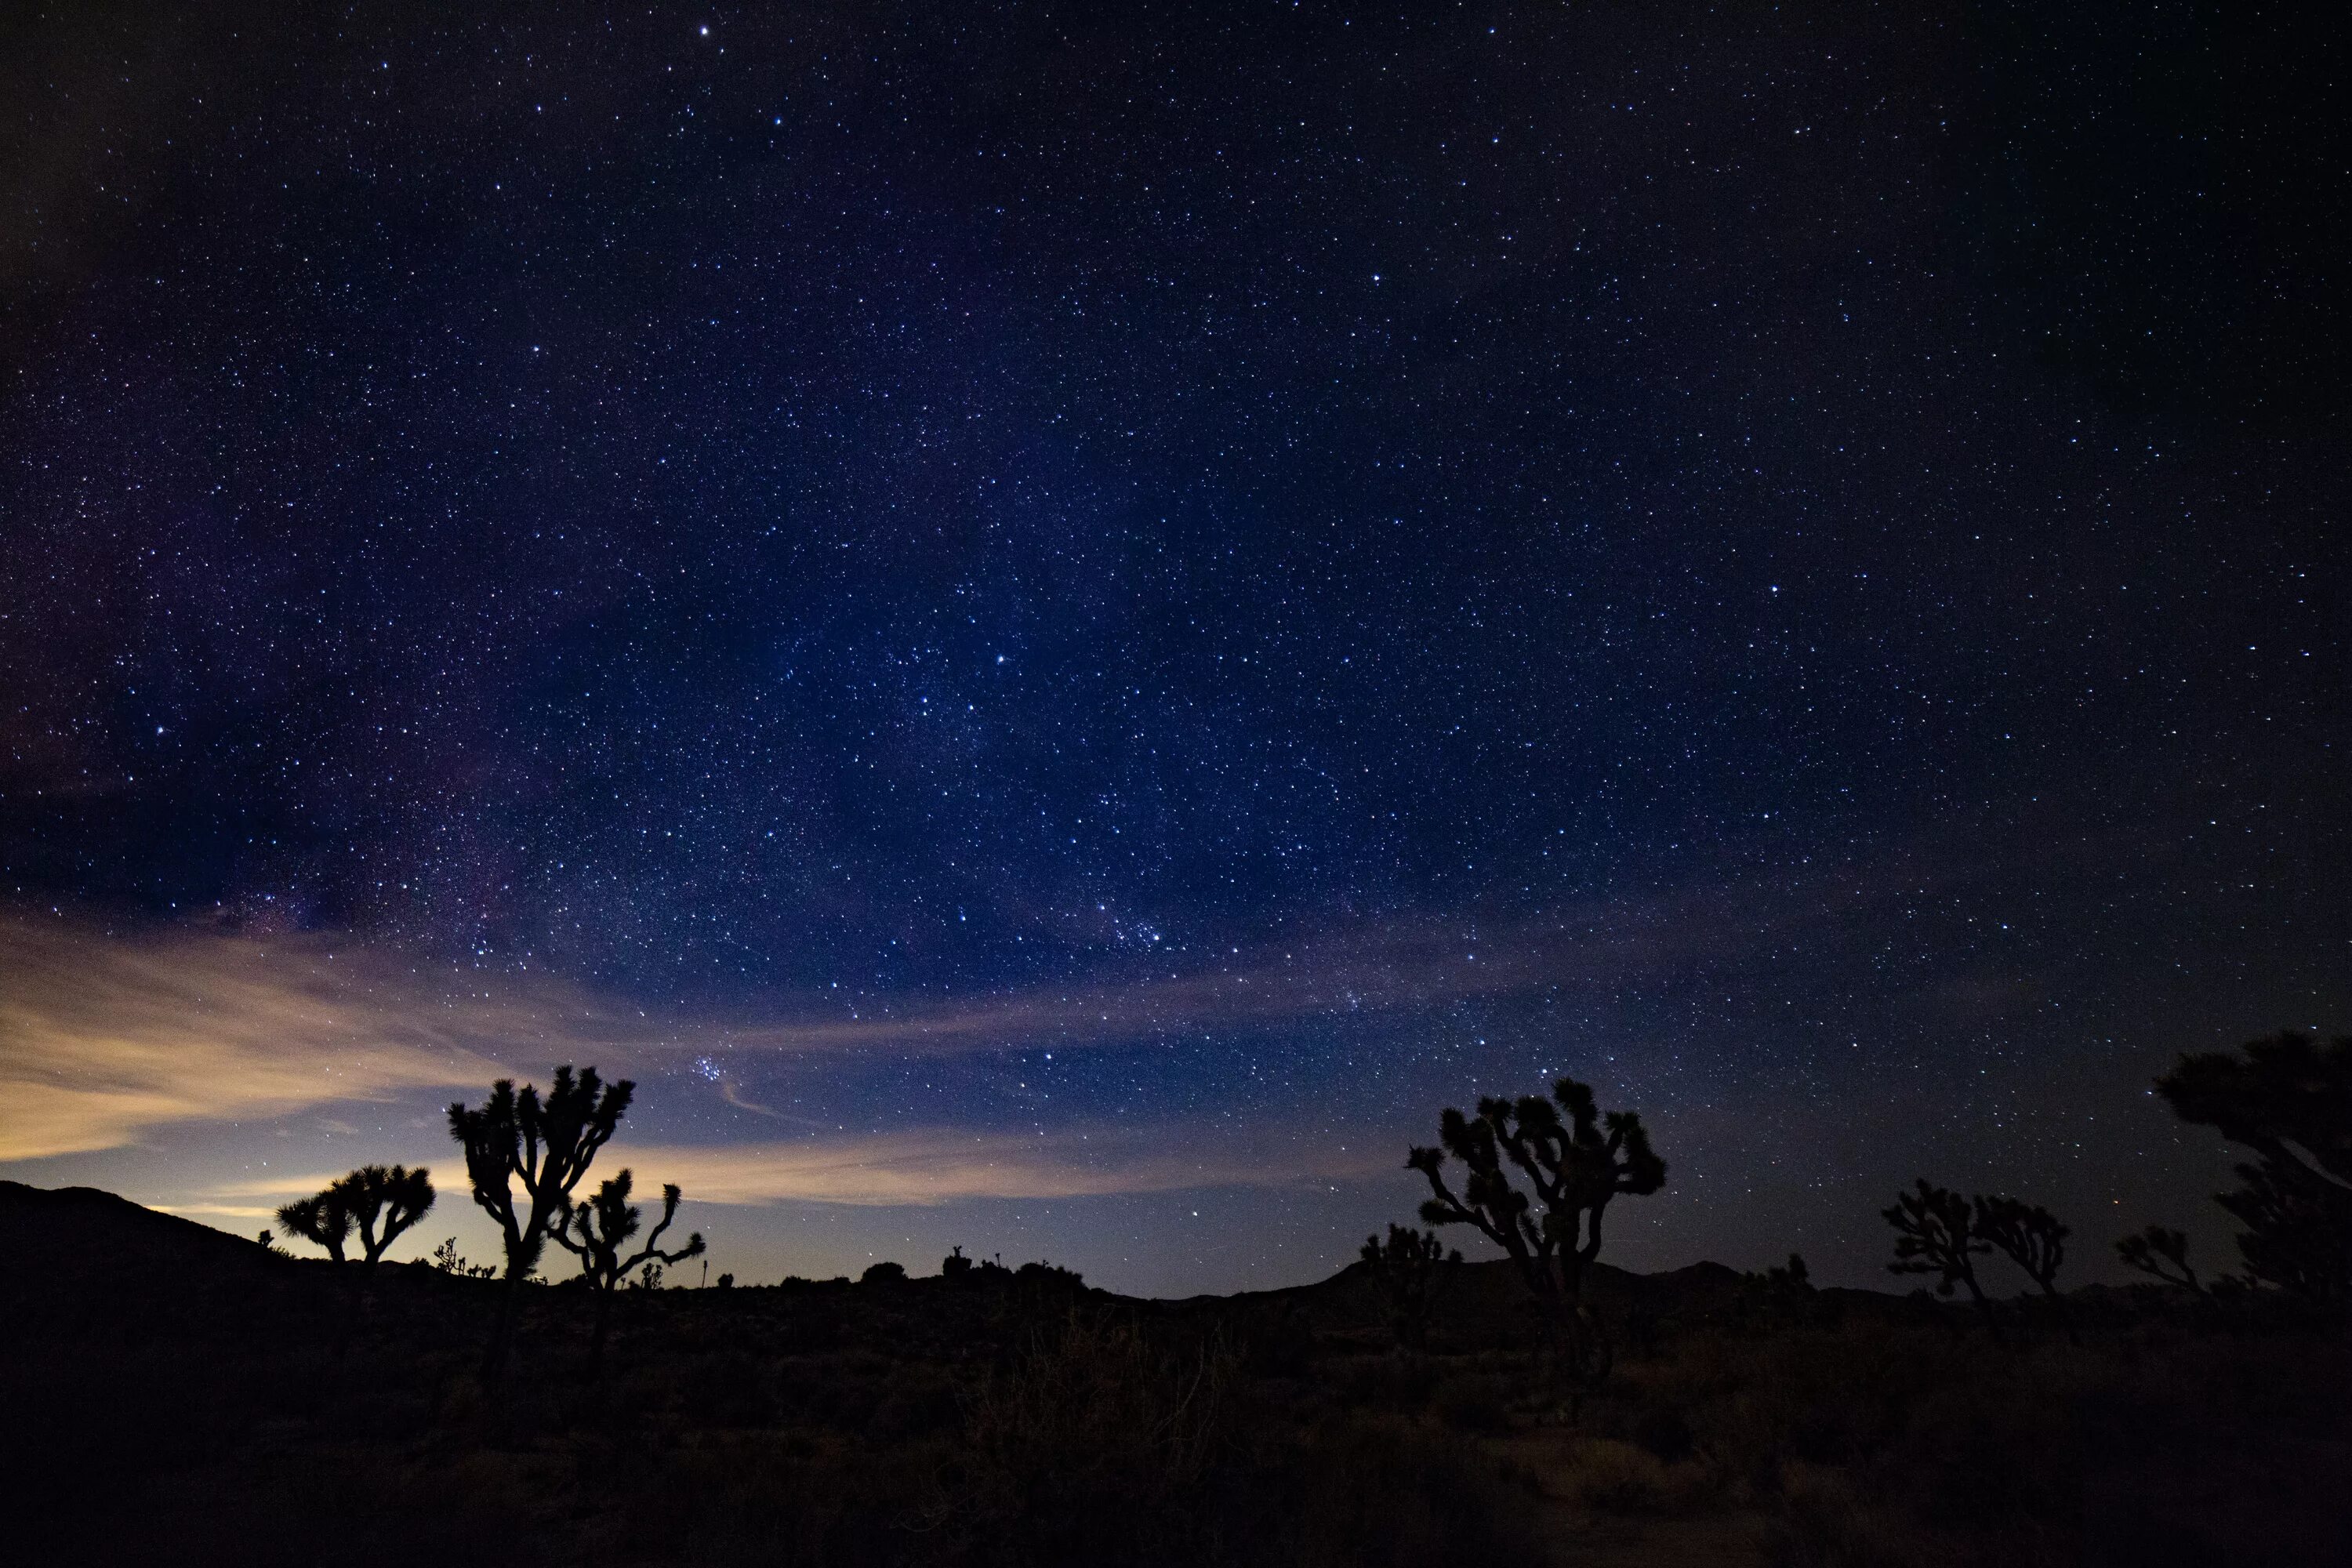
[551,1167,704,1292]
[276,1189,354,1262]
[448,1065,635,1277]
[2117,1224,2202,1293]
[1883,1178,1987,1296]
[1973,1195,2067,1288]
[2158,1030,2352,1188]
[336,1163,436,1265]
[1406,1076,1665,1305]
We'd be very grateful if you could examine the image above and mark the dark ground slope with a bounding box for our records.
[2,1182,2347,1568]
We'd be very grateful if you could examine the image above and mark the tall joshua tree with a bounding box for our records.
[1884,1178,2001,1340]
[1973,1194,2075,1342]
[1408,1076,1665,1374]
[448,1065,634,1381]
[550,1169,704,1371]
[1359,1223,1461,1353]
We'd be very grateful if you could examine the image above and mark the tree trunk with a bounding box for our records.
[482,1267,524,1385]
[589,1288,615,1377]
[2039,1279,2080,1345]
[1960,1271,2005,1345]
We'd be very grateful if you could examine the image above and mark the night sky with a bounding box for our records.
[3,1,2347,1294]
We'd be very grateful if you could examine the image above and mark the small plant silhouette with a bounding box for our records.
[943,1244,975,1279]
[1884,1178,2001,1339]
[430,1236,496,1278]
[862,1260,909,1285]
[550,1168,704,1370]
[1973,1194,2074,1341]
[447,1064,635,1381]
[1737,1252,1821,1329]
[2116,1224,2205,1294]
[1408,1075,1665,1382]
[1359,1223,1461,1352]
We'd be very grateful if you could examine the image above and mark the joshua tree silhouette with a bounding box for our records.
[2157,1030,2352,1303]
[339,1164,436,1271]
[1973,1194,2075,1341]
[1407,1076,1665,1381]
[2116,1224,2205,1294]
[447,1065,635,1381]
[1359,1222,1461,1352]
[277,1165,435,1273]
[276,1185,355,1262]
[550,1168,703,1371]
[1884,1178,2001,1340]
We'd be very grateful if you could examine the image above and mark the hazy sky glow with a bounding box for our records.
[3,3,2345,1293]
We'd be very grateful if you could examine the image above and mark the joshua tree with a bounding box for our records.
[2156,1031,2352,1304]
[278,1166,436,1274]
[1973,1194,2075,1341]
[2215,1154,2350,1302]
[1884,1178,2001,1339]
[277,1185,355,1262]
[2116,1224,2205,1294]
[336,1164,437,1272]
[549,1168,703,1371]
[1408,1076,1666,1377]
[2158,1030,2352,1189]
[1359,1222,1461,1352]
[447,1065,635,1381]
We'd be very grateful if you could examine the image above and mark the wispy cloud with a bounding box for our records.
[625,1128,1394,1206]
[193,1126,1393,1209]
[0,851,1948,1163]
[0,916,612,1160]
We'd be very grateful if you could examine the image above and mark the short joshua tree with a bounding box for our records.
[278,1166,435,1271]
[1884,1178,2001,1339]
[1408,1076,1666,1381]
[276,1185,355,1263]
[550,1168,703,1370]
[1359,1223,1461,1352]
[2116,1224,2205,1294]
[1973,1194,2074,1341]
[337,1164,437,1272]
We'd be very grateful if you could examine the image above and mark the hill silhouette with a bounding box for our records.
[4,1181,2345,1567]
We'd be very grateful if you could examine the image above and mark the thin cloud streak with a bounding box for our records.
[181,1124,1391,1210]
[0,850,1954,1161]
[0,916,590,1160]
[622,1130,1395,1207]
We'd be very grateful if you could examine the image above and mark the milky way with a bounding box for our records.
[3,2,2346,1292]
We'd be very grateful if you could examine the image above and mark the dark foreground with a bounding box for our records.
[4,1181,2346,1567]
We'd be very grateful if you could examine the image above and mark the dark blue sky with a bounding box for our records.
[2,1,2346,1292]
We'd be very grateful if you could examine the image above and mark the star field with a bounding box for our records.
[2,2,2346,1292]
